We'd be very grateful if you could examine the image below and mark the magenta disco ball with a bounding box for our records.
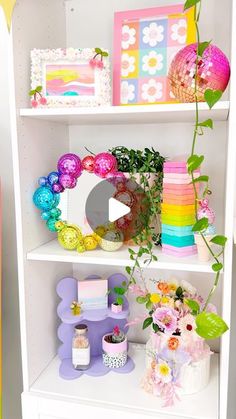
[168,43,230,103]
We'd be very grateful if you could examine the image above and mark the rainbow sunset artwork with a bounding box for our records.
[45,63,95,97]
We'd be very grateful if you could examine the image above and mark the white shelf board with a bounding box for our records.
[19,102,229,125]
[31,344,219,419]
[27,239,216,273]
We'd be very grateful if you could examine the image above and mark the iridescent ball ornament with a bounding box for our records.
[33,186,60,211]
[56,222,83,250]
[59,173,77,189]
[99,231,123,252]
[82,155,95,173]
[57,153,82,178]
[94,153,117,178]
[33,151,124,254]
[168,43,230,103]
[48,171,59,186]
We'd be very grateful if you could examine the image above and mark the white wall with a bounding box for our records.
[0,9,22,419]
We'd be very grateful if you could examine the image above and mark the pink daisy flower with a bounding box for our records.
[152,307,178,334]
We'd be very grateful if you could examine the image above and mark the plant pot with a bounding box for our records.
[123,172,161,246]
[111,303,123,313]
[102,334,128,368]
[194,234,213,262]
[145,332,211,395]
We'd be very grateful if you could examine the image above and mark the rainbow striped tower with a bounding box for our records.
[161,161,198,257]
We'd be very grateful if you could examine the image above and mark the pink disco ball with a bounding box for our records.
[168,43,230,103]
[94,153,117,178]
[57,153,82,178]
[59,174,77,189]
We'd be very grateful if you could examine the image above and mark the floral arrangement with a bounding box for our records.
[130,278,213,406]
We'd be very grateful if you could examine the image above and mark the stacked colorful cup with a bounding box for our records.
[161,161,199,257]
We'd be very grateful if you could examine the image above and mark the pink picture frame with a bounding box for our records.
[113,4,195,106]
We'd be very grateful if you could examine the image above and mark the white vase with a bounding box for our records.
[145,332,211,395]
[194,234,213,262]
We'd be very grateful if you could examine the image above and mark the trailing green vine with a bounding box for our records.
[182,0,228,338]
[110,147,165,284]
[113,1,229,339]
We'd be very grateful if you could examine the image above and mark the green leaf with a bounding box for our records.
[187,154,204,172]
[102,51,109,57]
[176,286,184,299]
[136,296,148,304]
[197,41,211,57]
[122,281,127,287]
[125,266,131,275]
[29,89,36,96]
[114,287,125,295]
[186,299,200,315]
[210,235,227,246]
[152,323,159,333]
[143,317,153,330]
[184,0,200,10]
[35,85,43,92]
[95,47,102,54]
[212,262,223,272]
[198,119,213,129]
[116,296,123,305]
[128,248,136,255]
[146,300,153,310]
[204,89,223,109]
[192,217,209,232]
[196,312,228,339]
[191,175,209,184]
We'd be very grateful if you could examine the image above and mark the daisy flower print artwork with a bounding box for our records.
[113,5,195,105]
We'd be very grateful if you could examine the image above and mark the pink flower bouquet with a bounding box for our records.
[131,278,214,406]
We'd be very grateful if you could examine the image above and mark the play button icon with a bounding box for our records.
[85,174,151,242]
[108,197,131,222]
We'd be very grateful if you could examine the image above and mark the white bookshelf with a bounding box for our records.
[30,344,219,419]
[20,102,229,125]
[10,1,236,419]
[27,239,217,274]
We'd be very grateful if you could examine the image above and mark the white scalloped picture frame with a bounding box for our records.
[30,48,111,108]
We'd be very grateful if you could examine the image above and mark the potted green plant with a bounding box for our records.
[108,147,166,282]
[110,282,128,313]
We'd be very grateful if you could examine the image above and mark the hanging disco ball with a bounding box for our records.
[168,43,230,103]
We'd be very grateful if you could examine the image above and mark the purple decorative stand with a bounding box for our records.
[57,273,135,380]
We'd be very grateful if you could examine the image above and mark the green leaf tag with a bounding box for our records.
[196,312,228,339]
[192,217,209,232]
[204,89,223,109]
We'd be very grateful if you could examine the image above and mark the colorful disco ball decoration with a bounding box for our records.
[168,43,230,103]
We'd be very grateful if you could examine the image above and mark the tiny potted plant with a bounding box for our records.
[102,325,128,368]
[110,282,127,313]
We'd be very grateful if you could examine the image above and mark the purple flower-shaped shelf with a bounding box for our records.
[57,273,135,380]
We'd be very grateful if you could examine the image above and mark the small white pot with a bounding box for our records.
[194,234,213,262]
[111,303,123,313]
